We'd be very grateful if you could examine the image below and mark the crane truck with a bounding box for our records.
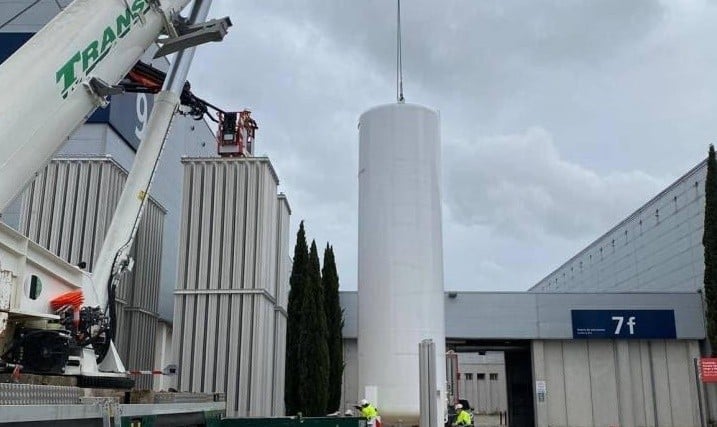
[0,0,241,423]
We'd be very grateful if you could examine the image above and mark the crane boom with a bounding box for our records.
[0,0,232,383]
[92,0,213,318]
[0,0,190,211]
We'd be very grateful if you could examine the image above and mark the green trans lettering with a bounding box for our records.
[55,52,82,97]
[82,41,99,71]
[56,0,149,98]
[115,8,133,38]
[131,0,146,15]
[100,27,117,53]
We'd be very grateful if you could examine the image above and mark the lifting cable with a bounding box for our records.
[396,0,405,103]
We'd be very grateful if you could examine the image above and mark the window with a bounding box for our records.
[476,373,485,380]
[465,373,473,380]
[489,373,498,381]
[26,274,42,300]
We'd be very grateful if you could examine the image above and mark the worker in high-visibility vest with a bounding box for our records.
[452,403,473,426]
[358,399,382,427]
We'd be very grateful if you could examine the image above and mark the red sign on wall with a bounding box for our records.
[699,358,717,383]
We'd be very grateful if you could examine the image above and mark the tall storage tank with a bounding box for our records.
[357,103,446,425]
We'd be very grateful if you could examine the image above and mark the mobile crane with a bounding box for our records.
[0,0,236,419]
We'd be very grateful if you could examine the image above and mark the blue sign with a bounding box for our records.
[571,310,676,339]
[88,92,155,151]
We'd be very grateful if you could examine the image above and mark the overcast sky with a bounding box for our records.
[187,0,716,292]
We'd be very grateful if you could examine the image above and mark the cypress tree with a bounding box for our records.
[285,221,309,415]
[297,240,330,416]
[323,244,344,413]
[704,145,717,353]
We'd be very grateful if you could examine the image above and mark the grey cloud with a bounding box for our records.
[444,127,666,240]
[185,1,715,291]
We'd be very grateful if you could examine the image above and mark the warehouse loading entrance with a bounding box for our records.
[447,340,534,427]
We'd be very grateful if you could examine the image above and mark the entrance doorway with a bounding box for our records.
[447,339,534,427]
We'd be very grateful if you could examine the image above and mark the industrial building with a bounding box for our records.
[344,158,714,427]
[6,158,169,390]
[454,352,507,415]
[0,1,291,409]
[3,2,715,426]
[0,1,215,390]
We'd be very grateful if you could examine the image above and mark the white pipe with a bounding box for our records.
[91,0,213,309]
[89,90,180,307]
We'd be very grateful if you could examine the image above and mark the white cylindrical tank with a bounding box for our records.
[357,103,446,426]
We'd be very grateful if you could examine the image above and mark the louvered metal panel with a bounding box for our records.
[114,299,128,361]
[125,309,159,390]
[174,158,290,417]
[272,310,288,415]
[175,293,275,416]
[275,195,291,310]
[177,158,279,296]
[20,159,125,271]
[16,158,165,387]
[271,195,290,415]
[130,201,164,312]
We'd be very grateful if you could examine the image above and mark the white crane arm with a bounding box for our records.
[0,0,190,211]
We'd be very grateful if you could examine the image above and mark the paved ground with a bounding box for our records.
[472,414,504,426]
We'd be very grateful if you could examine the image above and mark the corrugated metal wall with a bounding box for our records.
[272,195,290,415]
[153,320,177,391]
[532,339,703,427]
[530,160,707,293]
[17,158,165,389]
[173,158,290,417]
[20,159,124,271]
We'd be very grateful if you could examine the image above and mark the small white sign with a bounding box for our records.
[536,380,547,402]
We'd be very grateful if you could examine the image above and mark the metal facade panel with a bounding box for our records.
[272,311,287,415]
[275,196,291,309]
[15,158,165,385]
[532,339,703,427]
[587,341,619,426]
[531,160,707,293]
[20,159,124,270]
[125,309,159,390]
[114,299,129,361]
[340,340,359,414]
[178,158,281,294]
[174,157,290,417]
[341,291,705,339]
[340,292,358,339]
[174,293,278,417]
[130,201,164,311]
[445,292,539,339]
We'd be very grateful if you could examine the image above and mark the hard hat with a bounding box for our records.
[359,399,369,407]
[454,403,463,410]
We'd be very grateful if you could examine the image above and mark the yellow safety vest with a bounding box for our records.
[454,409,472,426]
[361,404,379,420]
